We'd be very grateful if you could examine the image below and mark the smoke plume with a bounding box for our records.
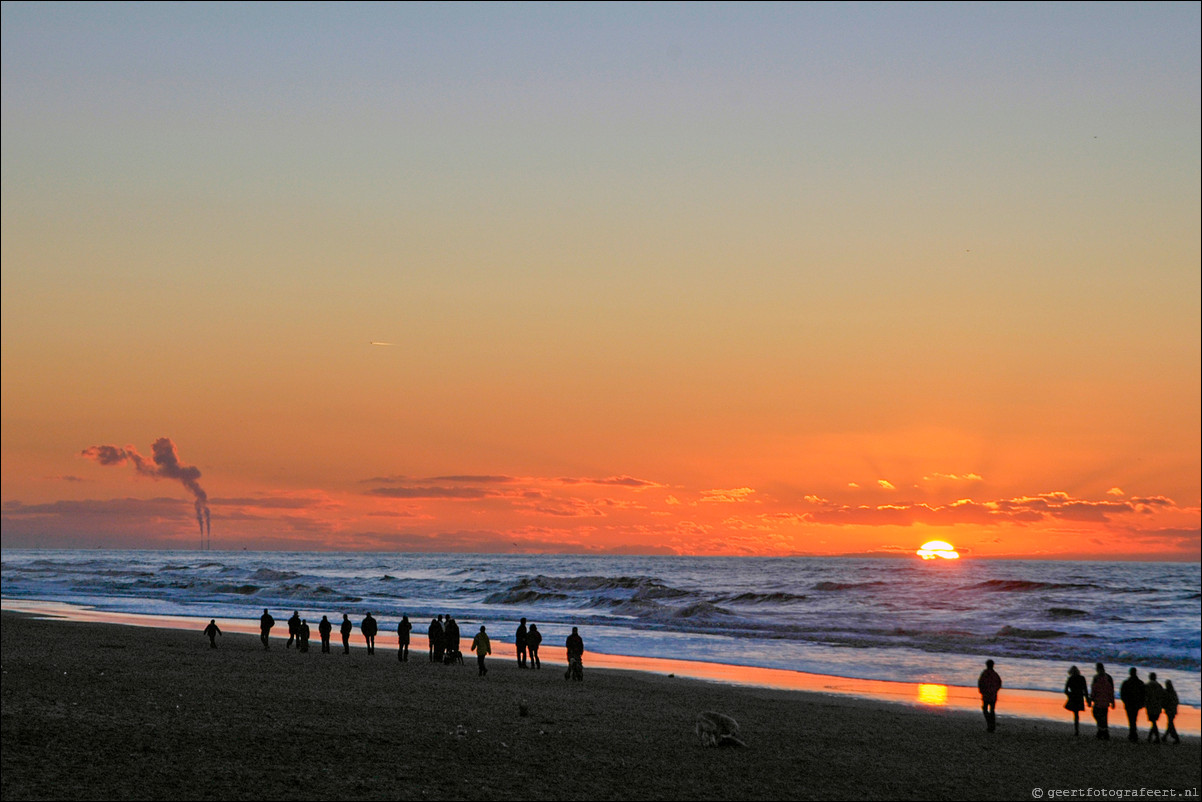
[81,438,211,545]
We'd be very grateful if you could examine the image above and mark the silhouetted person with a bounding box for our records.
[340,613,353,654]
[515,618,528,668]
[444,616,460,663]
[527,624,542,669]
[397,615,412,662]
[361,612,378,655]
[1120,667,1145,743]
[1064,665,1089,736]
[299,619,310,653]
[977,659,1001,732]
[318,615,332,653]
[259,609,275,650]
[1091,663,1115,739]
[286,611,301,649]
[203,619,222,649]
[1163,680,1181,744]
[429,615,444,662]
[565,626,584,681]
[471,625,491,676]
[1144,672,1164,743]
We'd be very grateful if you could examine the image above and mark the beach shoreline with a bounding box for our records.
[3,596,1199,737]
[2,610,1198,801]
[5,596,1200,735]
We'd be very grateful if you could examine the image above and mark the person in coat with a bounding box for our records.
[1090,663,1115,739]
[259,609,275,650]
[318,615,332,653]
[1163,679,1181,744]
[565,627,584,681]
[429,615,444,662]
[340,613,353,654]
[977,659,1002,732]
[515,618,529,668]
[203,619,222,649]
[286,611,301,649]
[1120,667,1146,743]
[361,612,378,655]
[1063,665,1090,736]
[1143,672,1165,743]
[527,624,542,669]
[471,625,492,676]
[397,615,412,662]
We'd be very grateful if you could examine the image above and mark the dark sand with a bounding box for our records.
[2,611,1197,801]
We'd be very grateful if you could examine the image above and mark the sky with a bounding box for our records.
[2,2,1199,559]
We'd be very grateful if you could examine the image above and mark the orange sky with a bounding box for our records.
[2,4,1199,558]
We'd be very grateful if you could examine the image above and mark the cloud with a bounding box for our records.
[795,491,1181,528]
[877,480,896,490]
[366,486,493,499]
[555,475,664,488]
[700,487,757,503]
[923,473,984,482]
[1106,487,1124,496]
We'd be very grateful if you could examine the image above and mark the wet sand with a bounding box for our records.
[2,611,1198,801]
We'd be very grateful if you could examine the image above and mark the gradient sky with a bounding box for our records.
[3,2,1199,558]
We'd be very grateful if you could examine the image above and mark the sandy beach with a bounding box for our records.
[1,611,1197,801]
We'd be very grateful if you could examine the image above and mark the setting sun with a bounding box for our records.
[916,541,960,560]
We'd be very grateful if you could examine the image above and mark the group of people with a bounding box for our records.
[976,660,1183,743]
[247,609,379,655]
[209,609,582,681]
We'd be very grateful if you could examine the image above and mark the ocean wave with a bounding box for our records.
[1047,607,1089,618]
[967,579,1103,592]
[713,591,808,605]
[995,626,1067,639]
[504,575,692,601]
[483,589,572,605]
[212,583,261,595]
[250,568,302,581]
[811,581,888,591]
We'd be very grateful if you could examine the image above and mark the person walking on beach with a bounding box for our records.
[259,609,275,650]
[340,613,353,655]
[1144,672,1165,743]
[1091,663,1115,739]
[361,612,378,655]
[515,618,529,668]
[286,611,301,649]
[429,615,444,662]
[527,624,542,669]
[1063,665,1089,736]
[471,625,492,676]
[203,619,222,649]
[397,614,412,662]
[977,659,1001,732]
[444,616,461,663]
[299,619,310,653]
[565,626,584,681]
[1163,679,1181,744]
[318,615,332,653]
[1120,667,1145,743]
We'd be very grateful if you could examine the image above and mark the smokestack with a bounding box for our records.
[82,438,212,549]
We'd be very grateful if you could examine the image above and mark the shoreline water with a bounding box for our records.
[5,596,1198,736]
[4,550,1197,705]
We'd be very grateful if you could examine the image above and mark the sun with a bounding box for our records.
[916,540,960,560]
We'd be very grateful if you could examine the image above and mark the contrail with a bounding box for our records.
[81,438,211,548]
[370,341,394,347]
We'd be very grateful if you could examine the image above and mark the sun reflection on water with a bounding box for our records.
[917,683,949,706]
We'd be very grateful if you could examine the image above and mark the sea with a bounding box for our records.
[2,549,1199,707]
